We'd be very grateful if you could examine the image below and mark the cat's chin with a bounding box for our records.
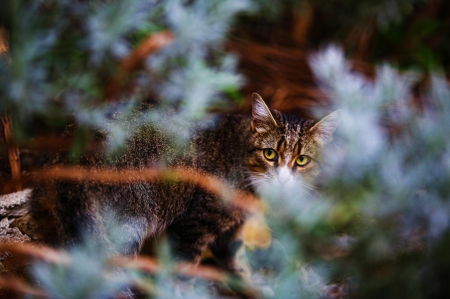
[252,179,305,198]
[250,176,315,200]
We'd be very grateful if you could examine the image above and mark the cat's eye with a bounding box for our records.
[296,155,311,166]
[263,148,277,161]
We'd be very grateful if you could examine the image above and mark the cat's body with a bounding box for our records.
[30,93,340,278]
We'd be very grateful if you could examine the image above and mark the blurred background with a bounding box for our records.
[1,0,450,298]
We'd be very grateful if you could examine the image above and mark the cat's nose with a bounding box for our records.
[278,167,291,185]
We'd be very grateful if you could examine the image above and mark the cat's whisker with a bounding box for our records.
[299,188,315,201]
[303,190,319,201]
[302,182,320,196]
[288,182,320,202]
[245,171,267,189]
[304,186,320,199]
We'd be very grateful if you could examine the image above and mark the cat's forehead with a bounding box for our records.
[255,113,315,151]
[279,115,314,150]
[281,114,310,137]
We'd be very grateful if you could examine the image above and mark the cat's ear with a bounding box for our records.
[251,93,278,133]
[309,110,341,146]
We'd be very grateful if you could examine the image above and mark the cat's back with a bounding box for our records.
[193,114,252,187]
[28,113,253,246]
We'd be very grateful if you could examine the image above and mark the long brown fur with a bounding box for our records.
[29,93,340,278]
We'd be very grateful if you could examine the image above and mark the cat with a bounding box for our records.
[29,93,340,281]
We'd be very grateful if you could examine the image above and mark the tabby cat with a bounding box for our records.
[30,93,340,279]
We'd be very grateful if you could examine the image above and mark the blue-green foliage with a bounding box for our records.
[2,0,450,298]
[33,243,131,299]
[254,46,450,299]
[1,0,252,146]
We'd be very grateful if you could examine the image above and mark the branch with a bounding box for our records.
[32,166,266,213]
[0,27,8,54]
[103,30,174,101]
[1,114,22,191]
[0,275,47,298]
[0,243,260,298]
[0,243,70,265]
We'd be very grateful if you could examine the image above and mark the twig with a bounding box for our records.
[0,243,70,265]
[110,256,226,283]
[0,275,47,297]
[0,243,260,298]
[103,30,174,101]
[0,27,8,54]
[292,0,313,46]
[1,114,22,191]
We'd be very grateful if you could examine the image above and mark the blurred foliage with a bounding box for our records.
[239,0,450,73]
[0,0,250,145]
[1,0,450,298]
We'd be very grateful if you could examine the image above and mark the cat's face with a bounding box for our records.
[246,93,340,195]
